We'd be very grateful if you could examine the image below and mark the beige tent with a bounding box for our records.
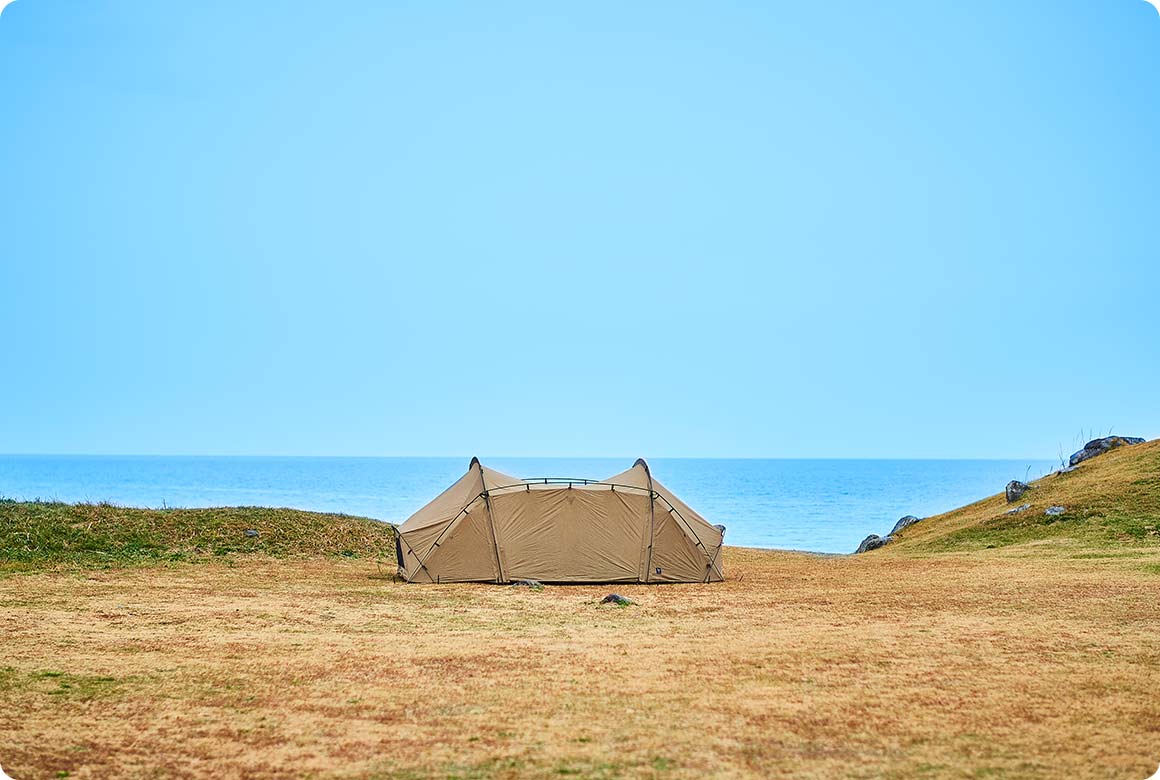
[394,458,725,583]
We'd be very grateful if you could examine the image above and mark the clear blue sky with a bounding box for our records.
[1,1,1157,458]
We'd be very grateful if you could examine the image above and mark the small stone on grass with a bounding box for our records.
[600,594,632,606]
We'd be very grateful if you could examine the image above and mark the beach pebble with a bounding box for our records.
[890,515,922,535]
[600,594,632,605]
[1044,505,1066,516]
[1005,481,1030,503]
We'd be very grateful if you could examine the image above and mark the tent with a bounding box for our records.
[394,458,725,583]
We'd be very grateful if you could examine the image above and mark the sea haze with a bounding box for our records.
[0,456,1057,554]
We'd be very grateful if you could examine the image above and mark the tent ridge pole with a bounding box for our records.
[475,459,507,584]
[637,458,657,584]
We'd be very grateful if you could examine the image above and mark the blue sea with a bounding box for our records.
[0,456,1057,554]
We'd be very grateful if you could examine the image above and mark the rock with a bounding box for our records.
[1005,503,1031,515]
[1005,481,1030,503]
[1069,436,1146,467]
[511,579,543,589]
[243,529,260,538]
[890,515,922,535]
[856,534,891,554]
[600,594,632,605]
[1045,505,1066,516]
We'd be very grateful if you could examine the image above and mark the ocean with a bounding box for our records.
[0,455,1057,554]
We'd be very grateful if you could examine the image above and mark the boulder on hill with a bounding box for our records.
[856,534,891,554]
[890,515,922,535]
[1006,481,1030,503]
[1069,436,1146,467]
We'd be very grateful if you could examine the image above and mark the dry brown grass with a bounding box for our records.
[3,543,1160,780]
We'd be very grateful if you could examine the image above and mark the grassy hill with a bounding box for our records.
[888,438,1160,553]
[0,500,396,569]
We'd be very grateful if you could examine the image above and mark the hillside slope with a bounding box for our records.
[889,438,1160,553]
[0,500,396,569]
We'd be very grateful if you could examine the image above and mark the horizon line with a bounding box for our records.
[0,452,1063,462]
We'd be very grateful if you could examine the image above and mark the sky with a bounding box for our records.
[1,1,1158,459]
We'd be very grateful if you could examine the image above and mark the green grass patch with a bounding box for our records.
[3,668,125,701]
[0,500,396,569]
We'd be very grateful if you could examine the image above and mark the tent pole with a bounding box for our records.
[475,460,507,584]
[481,490,505,584]
[637,459,657,584]
[412,500,477,577]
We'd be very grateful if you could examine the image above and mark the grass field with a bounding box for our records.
[2,442,1159,779]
